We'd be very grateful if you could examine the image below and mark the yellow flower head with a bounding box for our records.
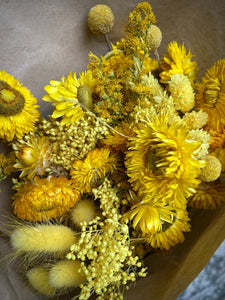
[195,59,225,144]
[42,70,96,126]
[182,110,208,130]
[160,42,198,85]
[14,135,51,179]
[200,155,221,182]
[70,147,118,193]
[189,182,225,209]
[147,25,162,51]
[0,151,16,181]
[88,4,114,35]
[168,74,195,113]
[0,70,40,141]
[12,176,80,222]
[126,114,205,208]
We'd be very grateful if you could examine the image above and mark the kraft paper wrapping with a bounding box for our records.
[0,1,225,299]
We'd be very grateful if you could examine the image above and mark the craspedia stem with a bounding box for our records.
[104,34,112,51]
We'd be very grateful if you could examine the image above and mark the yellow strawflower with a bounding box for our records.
[160,42,198,85]
[70,147,118,193]
[189,182,225,209]
[12,175,80,221]
[88,5,114,34]
[126,114,206,208]
[0,70,40,141]
[14,135,51,179]
[195,59,225,148]
[42,70,96,126]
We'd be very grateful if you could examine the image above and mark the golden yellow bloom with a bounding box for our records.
[12,176,80,221]
[200,155,221,182]
[160,42,198,85]
[126,114,205,208]
[42,70,96,126]
[14,135,51,179]
[0,70,40,141]
[189,182,225,209]
[70,148,118,193]
[148,209,190,250]
[195,59,225,147]
[88,5,114,34]
[168,74,195,113]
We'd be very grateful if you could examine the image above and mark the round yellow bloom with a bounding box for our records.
[147,25,162,51]
[200,155,221,182]
[0,70,40,141]
[126,114,205,208]
[12,176,80,221]
[212,147,225,172]
[88,5,114,35]
[70,147,118,193]
[42,70,96,126]
[182,110,208,129]
[160,42,198,85]
[195,59,225,148]
[70,199,98,226]
[189,182,225,209]
[169,74,195,113]
[14,135,51,179]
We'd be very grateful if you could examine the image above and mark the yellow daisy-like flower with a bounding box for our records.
[42,70,96,126]
[160,42,198,85]
[195,59,225,146]
[0,70,40,141]
[12,176,80,222]
[126,114,205,208]
[70,147,118,193]
[14,135,51,179]
[189,182,225,209]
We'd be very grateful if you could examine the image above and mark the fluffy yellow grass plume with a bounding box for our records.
[26,266,56,296]
[49,260,86,289]
[10,224,77,255]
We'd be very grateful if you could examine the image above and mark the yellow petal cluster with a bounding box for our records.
[12,176,80,221]
[0,70,40,141]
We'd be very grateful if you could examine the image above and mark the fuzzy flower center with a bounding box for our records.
[0,80,25,115]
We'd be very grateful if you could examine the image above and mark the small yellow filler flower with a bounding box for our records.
[0,70,40,141]
[12,175,80,221]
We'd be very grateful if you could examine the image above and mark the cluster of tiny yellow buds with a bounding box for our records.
[67,180,146,299]
[37,114,108,170]
[0,151,16,180]
[182,110,208,129]
[188,129,210,159]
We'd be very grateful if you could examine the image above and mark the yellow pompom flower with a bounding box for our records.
[189,182,225,209]
[168,74,195,113]
[0,70,40,141]
[70,199,98,226]
[88,5,114,35]
[160,42,198,85]
[126,114,205,208]
[182,110,208,130]
[14,135,51,179]
[200,155,221,182]
[147,25,162,51]
[12,176,80,221]
[42,70,96,126]
[195,59,225,148]
[70,147,118,194]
